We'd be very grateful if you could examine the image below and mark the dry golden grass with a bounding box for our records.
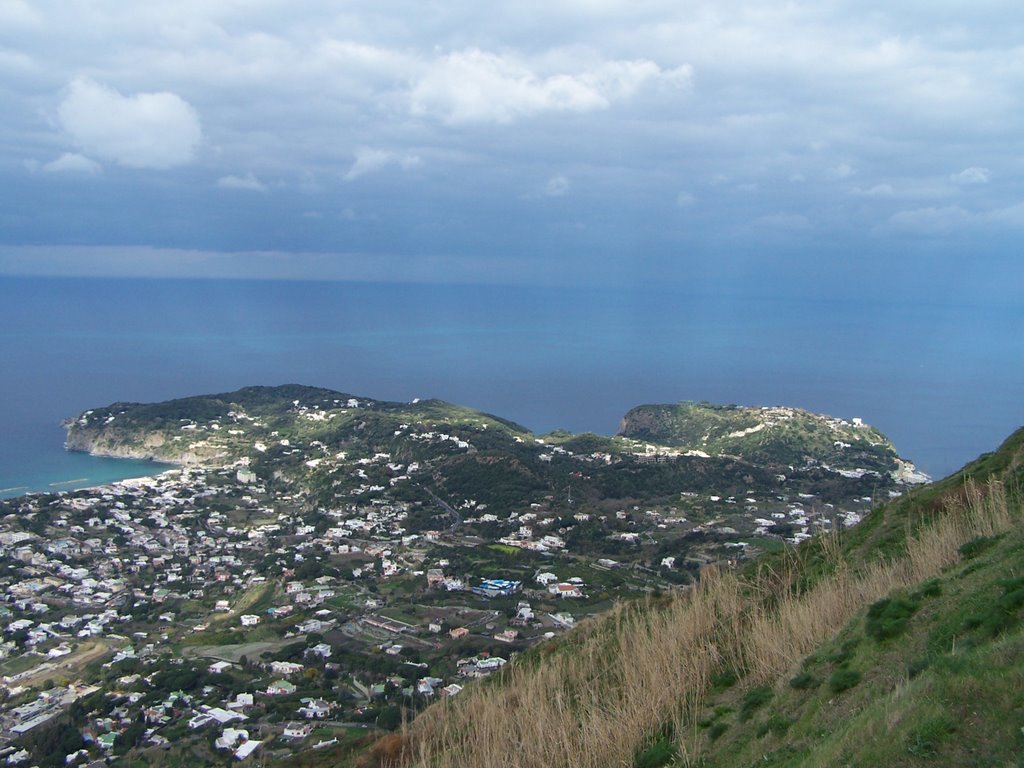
[380,480,1016,768]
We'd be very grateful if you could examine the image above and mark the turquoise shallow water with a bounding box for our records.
[1,276,1021,495]
[0,436,175,499]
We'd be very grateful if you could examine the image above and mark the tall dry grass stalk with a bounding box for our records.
[391,480,1016,768]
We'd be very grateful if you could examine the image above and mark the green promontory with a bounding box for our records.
[618,401,910,477]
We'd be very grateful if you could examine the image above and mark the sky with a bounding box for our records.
[2,0,1024,294]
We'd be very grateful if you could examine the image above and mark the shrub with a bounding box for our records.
[710,667,738,690]
[828,637,861,664]
[756,714,793,738]
[789,671,819,690]
[959,534,1000,560]
[906,657,930,679]
[964,577,1024,637]
[866,597,919,641]
[739,685,774,721]
[912,578,942,600]
[708,722,728,741]
[634,735,678,768]
[827,668,861,693]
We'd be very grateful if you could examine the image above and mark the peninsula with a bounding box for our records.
[0,385,929,766]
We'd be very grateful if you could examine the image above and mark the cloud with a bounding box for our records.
[986,202,1024,227]
[544,175,570,196]
[851,183,894,198]
[217,172,267,191]
[753,213,811,231]
[42,152,101,174]
[57,77,201,169]
[410,48,691,124]
[951,166,990,184]
[0,0,40,27]
[830,163,855,179]
[887,205,971,235]
[344,147,421,181]
[675,191,696,207]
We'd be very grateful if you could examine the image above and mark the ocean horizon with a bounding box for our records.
[2,275,1021,498]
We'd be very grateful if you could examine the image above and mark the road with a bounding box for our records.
[419,484,462,531]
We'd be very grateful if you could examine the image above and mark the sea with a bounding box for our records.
[1,275,1022,498]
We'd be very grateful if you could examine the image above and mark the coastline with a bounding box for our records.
[0,450,180,500]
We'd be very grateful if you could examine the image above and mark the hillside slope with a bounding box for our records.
[618,401,918,480]
[361,427,1024,768]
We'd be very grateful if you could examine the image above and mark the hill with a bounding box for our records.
[618,401,919,480]
[360,426,1024,768]
[64,386,921,510]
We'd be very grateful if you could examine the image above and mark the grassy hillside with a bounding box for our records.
[618,402,903,476]
[359,427,1024,768]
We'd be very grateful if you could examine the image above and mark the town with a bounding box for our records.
[0,387,924,766]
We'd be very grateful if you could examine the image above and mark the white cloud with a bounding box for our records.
[217,172,267,191]
[851,183,894,198]
[753,213,811,231]
[344,147,421,181]
[544,175,570,196]
[42,152,101,174]
[410,48,691,124]
[675,191,696,207]
[58,77,201,169]
[950,166,990,184]
[887,205,971,235]
[986,202,1024,226]
[0,0,40,27]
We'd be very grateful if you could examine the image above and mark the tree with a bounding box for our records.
[376,704,403,731]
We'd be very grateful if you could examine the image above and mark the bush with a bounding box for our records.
[789,671,819,690]
[739,685,774,721]
[376,704,403,731]
[866,597,919,641]
[828,637,861,664]
[708,722,728,741]
[959,535,1000,560]
[710,668,737,690]
[756,714,793,738]
[964,577,1024,637]
[912,578,942,600]
[827,668,861,693]
[634,735,678,768]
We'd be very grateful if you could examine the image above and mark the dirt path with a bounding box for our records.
[9,639,117,687]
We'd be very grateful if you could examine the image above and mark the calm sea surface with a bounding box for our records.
[1,276,1021,497]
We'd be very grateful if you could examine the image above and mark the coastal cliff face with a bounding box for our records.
[60,385,353,465]
[64,418,225,465]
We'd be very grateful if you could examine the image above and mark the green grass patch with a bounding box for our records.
[905,714,957,758]
[962,576,1024,638]
[487,544,520,555]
